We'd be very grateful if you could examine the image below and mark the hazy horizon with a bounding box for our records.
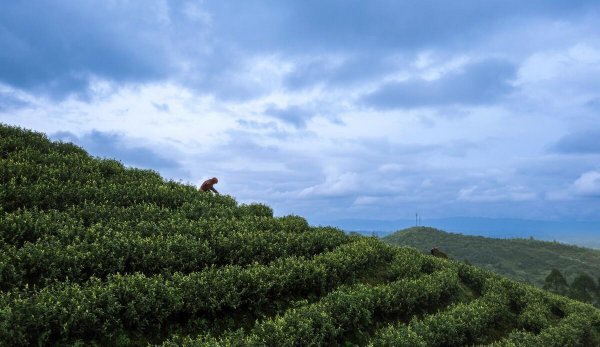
[320,216,600,248]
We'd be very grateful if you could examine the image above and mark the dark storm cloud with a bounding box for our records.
[362,59,517,109]
[0,0,201,98]
[2,0,596,101]
[204,0,596,53]
[51,130,180,170]
[0,1,265,100]
[551,130,600,154]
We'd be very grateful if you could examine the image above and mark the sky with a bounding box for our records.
[1,1,600,231]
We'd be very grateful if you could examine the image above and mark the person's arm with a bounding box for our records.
[211,187,219,195]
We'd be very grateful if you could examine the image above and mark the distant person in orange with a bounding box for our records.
[199,177,219,195]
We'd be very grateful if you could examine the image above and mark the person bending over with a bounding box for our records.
[200,177,219,195]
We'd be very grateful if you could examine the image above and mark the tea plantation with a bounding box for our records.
[1,124,599,346]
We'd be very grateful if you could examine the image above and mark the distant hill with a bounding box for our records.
[383,227,600,288]
[1,123,600,346]
[325,218,600,249]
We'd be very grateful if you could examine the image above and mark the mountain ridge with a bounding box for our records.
[326,217,600,249]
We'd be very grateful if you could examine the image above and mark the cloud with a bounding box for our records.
[573,171,600,196]
[352,196,382,206]
[152,103,170,113]
[237,119,279,130]
[283,54,399,90]
[299,171,360,197]
[551,130,600,154]
[514,44,600,113]
[586,98,600,110]
[362,59,517,109]
[1,1,596,103]
[217,130,283,160]
[282,57,339,90]
[50,130,181,170]
[205,1,597,53]
[0,90,30,111]
[0,0,594,98]
[377,163,406,173]
[0,1,209,98]
[457,185,536,202]
[183,52,294,101]
[264,105,315,128]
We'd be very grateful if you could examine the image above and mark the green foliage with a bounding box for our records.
[1,239,394,345]
[543,268,569,295]
[487,302,600,346]
[237,203,273,218]
[384,227,600,293]
[1,124,600,346]
[539,269,600,308]
[371,275,513,346]
[276,214,310,233]
[165,269,464,346]
[569,273,598,305]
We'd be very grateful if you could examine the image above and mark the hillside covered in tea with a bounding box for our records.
[384,227,600,287]
[1,124,599,346]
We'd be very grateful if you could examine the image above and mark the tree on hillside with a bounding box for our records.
[569,273,598,304]
[543,268,569,295]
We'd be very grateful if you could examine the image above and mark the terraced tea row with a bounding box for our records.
[0,205,310,248]
[371,282,513,346]
[161,264,600,347]
[163,268,464,346]
[0,224,348,290]
[487,312,600,346]
[0,238,395,345]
